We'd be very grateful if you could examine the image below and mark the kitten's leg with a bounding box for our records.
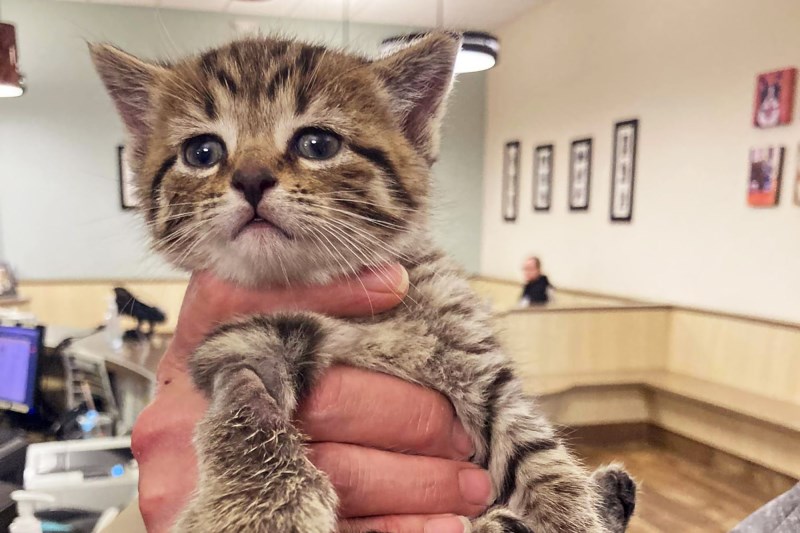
[457,366,636,533]
[337,330,636,533]
[174,315,338,533]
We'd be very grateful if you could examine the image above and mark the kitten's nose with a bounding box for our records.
[231,167,277,208]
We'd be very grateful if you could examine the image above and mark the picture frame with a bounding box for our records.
[795,144,800,206]
[0,262,18,299]
[501,141,521,222]
[748,145,784,207]
[533,144,554,212]
[118,145,138,210]
[753,68,797,129]
[568,138,592,211]
[610,119,638,222]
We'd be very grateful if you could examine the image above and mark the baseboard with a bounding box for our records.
[560,422,650,447]
[566,422,798,498]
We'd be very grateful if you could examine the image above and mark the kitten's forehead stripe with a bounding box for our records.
[266,62,292,101]
[215,69,238,96]
[150,155,178,216]
[349,143,416,209]
[203,91,217,120]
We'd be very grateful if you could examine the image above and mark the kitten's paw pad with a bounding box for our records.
[592,463,637,531]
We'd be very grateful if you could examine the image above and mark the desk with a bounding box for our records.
[45,328,168,435]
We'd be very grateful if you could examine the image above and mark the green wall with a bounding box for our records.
[0,0,484,279]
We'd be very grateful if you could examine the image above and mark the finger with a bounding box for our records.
[165,263,408,368]
[338,514,470,533]
[298,367,473,461]
[307,443,491,519]
[133,373,206,532]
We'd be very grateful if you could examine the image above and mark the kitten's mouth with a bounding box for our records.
[234,215,293,240]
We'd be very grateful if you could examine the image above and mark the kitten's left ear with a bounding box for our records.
[373,32,461,164]
[89,43,165,142]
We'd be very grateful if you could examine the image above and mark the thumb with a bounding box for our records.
[164,264,409,371]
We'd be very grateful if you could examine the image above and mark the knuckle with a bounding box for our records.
[410,394,452,453]
[299,369,345,428]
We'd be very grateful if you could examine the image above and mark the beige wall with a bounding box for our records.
[482,0,800,324]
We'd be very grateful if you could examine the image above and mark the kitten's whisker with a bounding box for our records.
[313,221,417,310]
[308,203,407,231]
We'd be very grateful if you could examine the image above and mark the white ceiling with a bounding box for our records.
[55,0,540,31]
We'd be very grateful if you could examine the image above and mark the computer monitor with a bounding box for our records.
[0,324,43,414]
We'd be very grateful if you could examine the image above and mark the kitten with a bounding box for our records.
[91,33,635,532]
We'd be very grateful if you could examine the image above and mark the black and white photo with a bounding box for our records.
[502,141,521,221]
[610,120,638,221]
[569,138,592,211]
[533,144,554,211]
[118,145,138,210]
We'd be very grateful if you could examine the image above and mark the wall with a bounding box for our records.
[0,0,485,279]
[481,0,800,324]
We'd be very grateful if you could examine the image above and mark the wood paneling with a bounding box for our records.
[650,392,800,480]
[18,280,188,331]
[502,309,671,377]
[668,309,800,404]
[534,372,800,478]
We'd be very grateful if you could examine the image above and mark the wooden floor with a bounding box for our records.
[576,442,789,533]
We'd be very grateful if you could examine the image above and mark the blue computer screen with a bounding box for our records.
[0,325,42,412]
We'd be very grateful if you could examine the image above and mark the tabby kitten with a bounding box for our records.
[91,32,635,532]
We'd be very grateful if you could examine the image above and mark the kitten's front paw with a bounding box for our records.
[176,367,338,533]
[592,464,637,532]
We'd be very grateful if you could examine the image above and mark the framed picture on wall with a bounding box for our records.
[610,119,638,222]
[0,262,17,299]
[795,145,800,206]
[533,144,554,211]
[501,141,521,222]
[753,68,797,129]
[568,138,592,211]
[748,145,784,207]
[118,145,138,210]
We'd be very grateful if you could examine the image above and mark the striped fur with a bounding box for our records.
[91,32,635,532]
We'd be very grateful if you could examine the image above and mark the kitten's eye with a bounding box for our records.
[294,128,342,160]
[183,135,226,168]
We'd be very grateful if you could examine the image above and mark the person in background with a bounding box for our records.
[519,256,553,306]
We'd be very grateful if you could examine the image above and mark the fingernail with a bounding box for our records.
[424,515,470,533]
[360,264,408,294]
[458,469,493,506]
[451,422,474,459]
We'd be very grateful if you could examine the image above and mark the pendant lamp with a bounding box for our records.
[380,0,500,74]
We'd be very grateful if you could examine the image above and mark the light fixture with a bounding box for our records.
[0,18,24,97]
[454,31,499,73]
[379,0,500,74]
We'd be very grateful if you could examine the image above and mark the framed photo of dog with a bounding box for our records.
[502,141,521,222]
[753,68,796,129]
[533,144,554,212]
[610,120,638,222]
[569,138,592,211]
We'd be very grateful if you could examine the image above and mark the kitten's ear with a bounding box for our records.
[89,43,164,140]
[373,32,461,163]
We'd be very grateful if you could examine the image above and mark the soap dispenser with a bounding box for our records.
[9,491,54,533]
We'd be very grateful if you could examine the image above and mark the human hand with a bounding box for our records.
[132,265,490,533]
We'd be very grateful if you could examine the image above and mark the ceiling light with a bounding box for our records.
[0,22,24,98]
[380,31,500,75]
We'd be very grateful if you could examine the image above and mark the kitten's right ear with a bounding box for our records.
[89,43,164,140]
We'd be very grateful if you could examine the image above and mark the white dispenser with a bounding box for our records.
[9,491,55,533]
